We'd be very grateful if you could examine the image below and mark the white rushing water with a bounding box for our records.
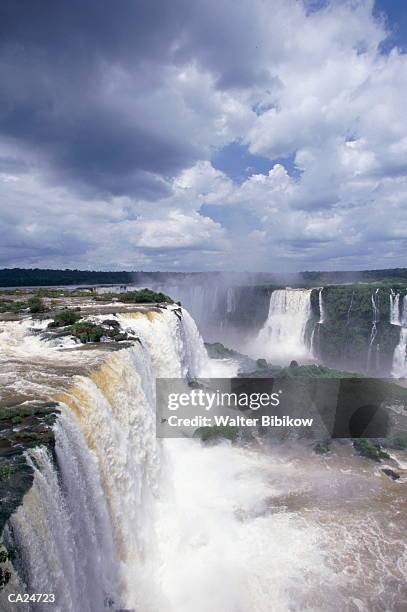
[390,290,401,326]
[226,286,235,314]
[253,289,313,362]
[347,290,355,325]
[318,288,326,324]
[367,289,380,372]
[310,288,325,357]
[1,306,238,611]
[1,306,406,612]
[392,294,407,377]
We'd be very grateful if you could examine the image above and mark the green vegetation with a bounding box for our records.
[0,296,46,314]
[0,547,14,592]
[0,402,59,536]
[70,321,104,343]
[382,436,407,450]
[315,285,402,373]
[12,431,41,442]
[95,288,173,303]
[0,464,14,481]
[27,296,46,313]
[0,268,135,287]
[194,425,240,443]
[0,299,26,313]
[353,438,390,461]
[205,342,237,359]
[48,308,82,327]
[34,288,92,298]
[241,362,361,378]
[313,440,331,454]
[0,402,59,423]
[256,358,268,369]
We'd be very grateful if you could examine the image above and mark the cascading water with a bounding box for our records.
[254,289,313,362]
[392,294,407,377]
[136,281,223,340]
[1,305,406,612]
[367,289,380,372]
[346,290,355,325]
[311,288,325,358]
[0,307,236,611]
[6,437,118,612]
[390,290,401,326]
[226,287,235,314]
[318,288,326,324]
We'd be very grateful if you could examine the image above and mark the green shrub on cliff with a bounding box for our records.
[95,288,173,303]
[27,296,46,313]
[70,321,104,343]
[353,438,390,461]
[48,308,82,327]
[194,426,239,443]
[0,299,27,313]
[315,285,403,373]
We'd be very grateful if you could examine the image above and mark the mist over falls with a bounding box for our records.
[138,276,407,376]
[0,303,406,611]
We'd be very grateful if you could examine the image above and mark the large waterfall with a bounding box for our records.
[1,307,212,611]
[392,294,407,377]
[253,289,313,362]
[1,305,406,612]
[310,289,325,358]
[390,290,401,326]
[367,289,380,372]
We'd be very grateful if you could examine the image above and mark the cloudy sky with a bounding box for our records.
[0,0,406,272]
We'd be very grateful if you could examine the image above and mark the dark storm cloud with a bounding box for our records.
[0,0,268,198]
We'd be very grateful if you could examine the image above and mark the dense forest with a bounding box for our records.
[1,267,407,288]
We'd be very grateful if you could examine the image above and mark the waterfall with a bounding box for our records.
[392,295,407,377]
[138,280,223,340]
[318,289,326,324]
[367,289,380,371]
[1,304,406,611]
[346,290,355,325]
[2,306,213,611]
[7,435,118,612]
[390,290,401,326]
[254,289,312,362]
[310,289,326,358]
[226,287,235,314]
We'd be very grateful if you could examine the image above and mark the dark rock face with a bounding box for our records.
[381,468,400,480]
[102,319,121,328]
[0,402,58,535]
[313,286,402,375]
[205,283,404,376]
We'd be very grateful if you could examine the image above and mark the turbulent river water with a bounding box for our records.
[0,306,406,611]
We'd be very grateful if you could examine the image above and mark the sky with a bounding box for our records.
[0,0,406,272]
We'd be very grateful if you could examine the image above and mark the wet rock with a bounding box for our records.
[353,438,390,462]
[102,319,120,328]
[381,468,400,480]
[313,440,331,454]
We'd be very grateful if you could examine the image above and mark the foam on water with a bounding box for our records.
[1,307,406,611]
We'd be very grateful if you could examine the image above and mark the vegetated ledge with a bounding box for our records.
[0,401,59,536]
[0,298,179,533]
[194,354,407,463]
[0,287,176,319]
